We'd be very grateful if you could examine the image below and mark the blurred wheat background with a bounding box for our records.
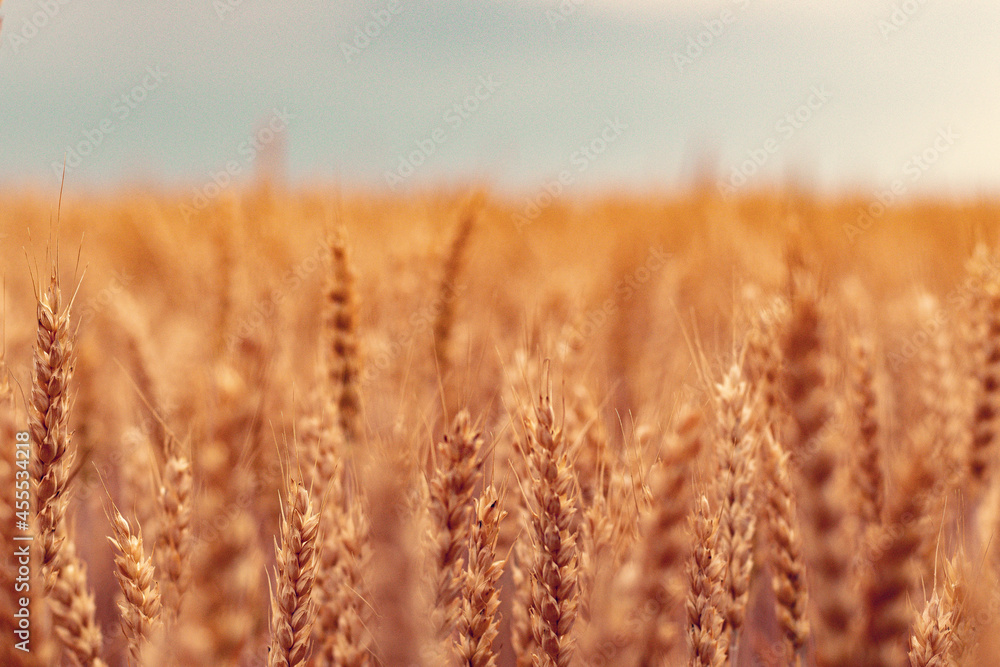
[3,0,1000,665]
[2,186,1000,666]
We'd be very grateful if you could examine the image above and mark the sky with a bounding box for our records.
[1,0,998,199]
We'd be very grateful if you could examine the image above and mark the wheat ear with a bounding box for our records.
[30,268,74,584]
[967,245,1000,491]
[712,362,757,655]
[427,409,486,645]
[907,590,955,667]
[156,435,192,622]
[635,408,703,666]
[760,429,809,665]
[48,545,106,667]
[324,227,362,447]
[433,203,477,398]
[107,506,162,663]
[686,494,727,667]
[781,276,855,667]
[30,268,106,666]
[523,386,581,667]
[268,480,321,667]
[319,478,372,667]
[454,485,507,667]
[860,459,933,667]
[304,405,373,667]
[848,336,884,525]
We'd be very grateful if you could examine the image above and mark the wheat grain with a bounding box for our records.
[907,590,955,667]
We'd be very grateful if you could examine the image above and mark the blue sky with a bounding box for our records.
[1,0,998,198]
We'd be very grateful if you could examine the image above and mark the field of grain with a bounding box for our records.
[1,186,998,666]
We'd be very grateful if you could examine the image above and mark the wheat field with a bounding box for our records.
[1,185,998,666]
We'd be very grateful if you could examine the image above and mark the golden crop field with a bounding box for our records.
[1,185,998,667]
